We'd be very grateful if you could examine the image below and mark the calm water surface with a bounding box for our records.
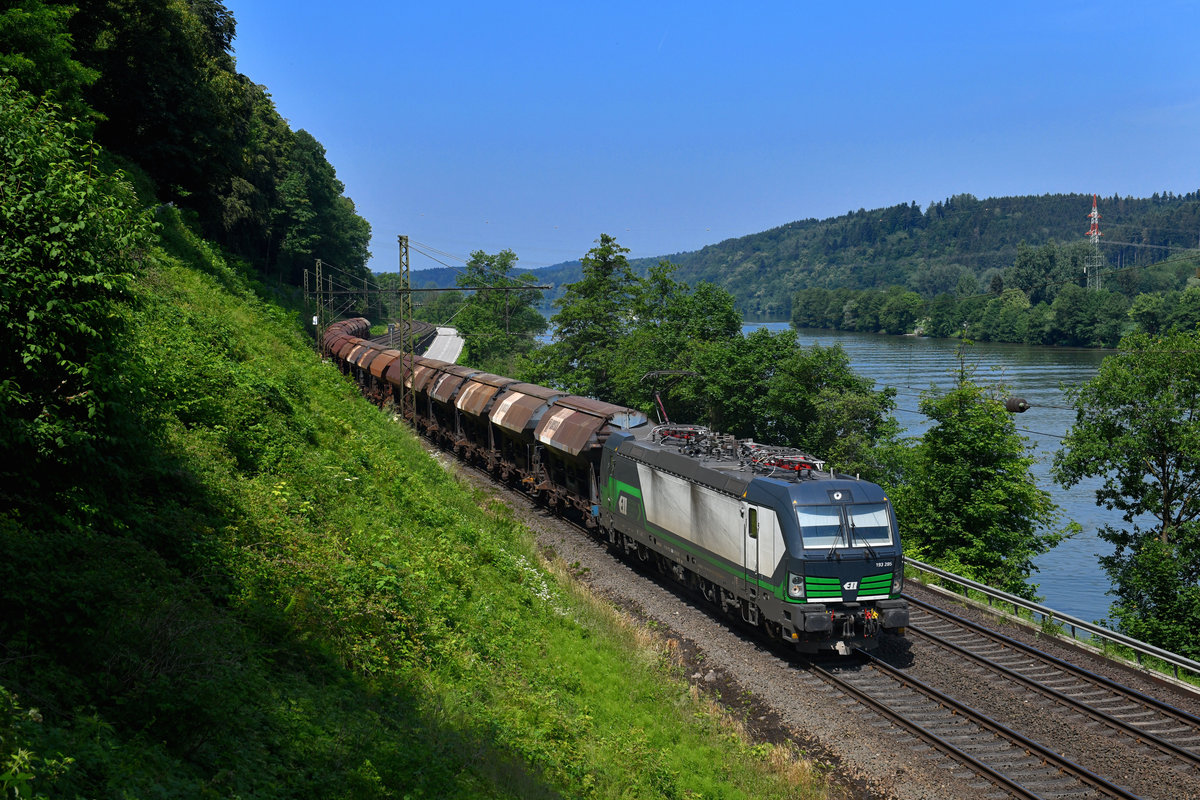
[744,323,1114,625]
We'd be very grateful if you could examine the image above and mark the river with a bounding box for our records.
[743,322,1115,626]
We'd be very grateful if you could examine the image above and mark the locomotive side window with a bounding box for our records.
[748,507,758,539]
[847,503,893,546]
[797,505,842,548]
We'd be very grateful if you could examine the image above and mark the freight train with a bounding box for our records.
[322,318,908,654]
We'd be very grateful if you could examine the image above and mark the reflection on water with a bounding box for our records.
[744,323,1115,624]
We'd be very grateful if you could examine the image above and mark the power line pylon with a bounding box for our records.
[1085,194,1104,290]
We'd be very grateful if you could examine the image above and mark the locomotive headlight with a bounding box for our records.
[892,574,903,595]
[788,573,804,599]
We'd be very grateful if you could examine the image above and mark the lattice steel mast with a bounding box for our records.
[396,234,415,423]
[1085,194,1103,290]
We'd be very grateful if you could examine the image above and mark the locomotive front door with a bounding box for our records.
[743,503,759,597]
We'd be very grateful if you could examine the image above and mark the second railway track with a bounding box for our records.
[906,596,1200,765]
[873,593,1200,799]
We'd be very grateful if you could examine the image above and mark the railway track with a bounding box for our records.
[810,651,1140,799]
[899,597,1200,785]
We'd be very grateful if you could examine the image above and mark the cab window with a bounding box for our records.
[797,505,842,548]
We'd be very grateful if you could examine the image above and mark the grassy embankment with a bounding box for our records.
[2,198,836,797]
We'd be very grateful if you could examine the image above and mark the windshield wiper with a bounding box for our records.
[825,524,845,561]
[849,519,877,560]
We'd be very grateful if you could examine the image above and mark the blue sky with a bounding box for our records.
[228,2,1200,274]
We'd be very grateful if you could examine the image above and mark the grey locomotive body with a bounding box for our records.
[599,425,908,654]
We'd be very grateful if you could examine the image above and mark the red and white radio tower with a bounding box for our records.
[1084,194,1103,290]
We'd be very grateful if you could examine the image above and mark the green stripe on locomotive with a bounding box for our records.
[603,474,787,598]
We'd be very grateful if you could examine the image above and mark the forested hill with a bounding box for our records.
[0,0,373,287]
[446,192,1200,318]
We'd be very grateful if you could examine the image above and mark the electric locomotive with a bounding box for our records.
[598,424,908,654]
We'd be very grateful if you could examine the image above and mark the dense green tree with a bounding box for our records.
[1051,287,1089,347]
[972,289,1030,343]
[842,289,883,332]
[1167,286,1200,332]
[274,130,371,284]
[523,234,638,399]
[680,280,742,341]
[892,358,1071,598]
[791,286,857,329]
[221,82,294,267]
[1136,260,1195,295]
[909,262,973,297]
[1,0,375,283]
[1089,290,1132,345]
[761,337,899,480]
[955,271,981,297]
[0,0,97,122]
[606,261,741,421]
[67,0,245,226]
[877,288,924,334]
[1127,292,1169,335]
[455,248,546,373]
[1023,301,1055,345]
[1054,330,1200,653]
[0,77,152,513]
[791,287,834,329]
[1007,241,1089,305]
[1047,285,1128,347]
[922,292,963,338]
[415,285,465,325]
[678,331,781,435]
[673,329,898,481]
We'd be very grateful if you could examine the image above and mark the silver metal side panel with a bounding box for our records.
[635,463,738,566]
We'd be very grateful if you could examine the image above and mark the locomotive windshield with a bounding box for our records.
[796,506,843,548]
[797,503,894,549]
[847,503,892,546]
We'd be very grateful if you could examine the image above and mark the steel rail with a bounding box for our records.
[811,652,1142,800]
[807,658,1045,800]
[904,558,1200,682]
[906,595,1200,740]
[907,608,1200,769]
